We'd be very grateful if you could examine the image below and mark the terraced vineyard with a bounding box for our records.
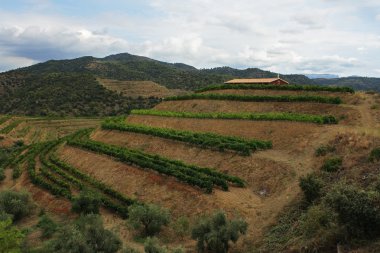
[165,93,343,104]
[1,83,380,252]
[102,117,272,155]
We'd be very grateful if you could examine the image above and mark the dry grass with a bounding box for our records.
[1,88,379,251]
[98,78,188,98]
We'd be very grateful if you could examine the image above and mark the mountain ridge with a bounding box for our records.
[1,52,380,116]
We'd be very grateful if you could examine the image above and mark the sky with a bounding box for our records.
[0,0,380,77]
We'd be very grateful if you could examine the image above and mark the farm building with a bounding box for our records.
[225,77,289,85]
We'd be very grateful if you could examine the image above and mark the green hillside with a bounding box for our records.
[1,52,379,116]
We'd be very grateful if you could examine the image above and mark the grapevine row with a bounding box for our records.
[165,93,342,104]
[0,119,23,134]
[131,109,338,124]
[13,137,136,218]
[101,118,272,155]
[67,135,245,193]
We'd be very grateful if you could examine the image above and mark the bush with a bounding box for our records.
[37,214,57,238]
[369,147,380,162]
[71,190,101,215]
[299,204,337,239]
[324,184,380,238]
[49,214,121,253]
[172,216,190,239]
[144,237,168,253]
[299,174,323,203]
[315,145,336,157]
[191,211,248,253]
[321,157,342,172]
[0,190,32,221]
[128,204,170,236]
[0,218,24,253]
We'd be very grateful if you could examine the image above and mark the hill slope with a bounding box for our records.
[1,83,380,252]
[1,52,380,117]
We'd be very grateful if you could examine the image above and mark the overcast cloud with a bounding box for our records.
[0,0,379,76]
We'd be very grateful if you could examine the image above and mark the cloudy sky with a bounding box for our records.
[1,0,380,77]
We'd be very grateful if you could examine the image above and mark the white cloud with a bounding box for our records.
[0,0,379,77]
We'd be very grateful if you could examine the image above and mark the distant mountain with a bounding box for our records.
[0,52,379,116]
[313,77,380,92]
[306,74,339,79]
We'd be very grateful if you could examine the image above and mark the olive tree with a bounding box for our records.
[191,211,248,253]
[128,204,170,236]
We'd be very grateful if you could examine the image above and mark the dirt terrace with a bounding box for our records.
[155,100,360,125]
[200,89,360,104]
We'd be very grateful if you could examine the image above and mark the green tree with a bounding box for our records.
[0,190,31,222]
[299,174,323,203]
[49,214,121,253]
[128,204,170,236]
[0,218,24,253]
[324,184,380,238]
[191,211,248,253]
[71,190,101,215]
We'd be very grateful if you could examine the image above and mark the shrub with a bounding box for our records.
[0,218,24,253]
[37,214,57,238]
[321,157,342,172]
[71,190,101,215]
[324,184,380,238]
[0,190,32,222]
[191,211,248,253]
[144,237,168,253]
[128,204,170,236]
[49,214,121,253]
[297,205,340,251]
[172,216,190,239]
[369,147,380,162]
[299,174,323,203]
[299,204,337,239]
[315,145,336,157]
